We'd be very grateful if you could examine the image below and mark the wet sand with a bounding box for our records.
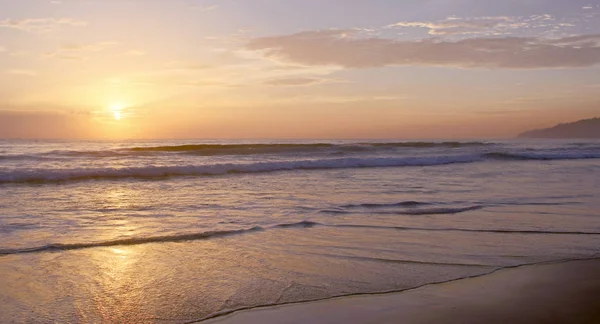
[204,258,600,324]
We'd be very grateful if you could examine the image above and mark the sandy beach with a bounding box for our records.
[205,258,600,324]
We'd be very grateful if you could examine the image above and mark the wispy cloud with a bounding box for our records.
[161,60,214,71]
[264,77,347,87]
[43,41,118,60]
[271,93,406,104]
[188,3,218,11]
[131,71,235,88]
[389,16,516,36]
[247,30,600,69]
[59,42,117,51]
[124,50,146,56]
[7,69,37,76]
[0,109,93,139]
[387,15,563,36]
[264,77,329,87]
[0,18,87,34]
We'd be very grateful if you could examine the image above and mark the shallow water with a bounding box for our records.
[1,140,599,322]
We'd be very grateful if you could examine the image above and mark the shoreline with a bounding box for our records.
[202,257,600,324]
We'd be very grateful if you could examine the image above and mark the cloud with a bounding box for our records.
[125,50,146,56]
[247,30,600,69]
[132,74,234,88]
[43,41,118,60]
[59,42,117,51]
[7,69,37,76]
[387,15,564,36]
[8,50,31,57]
[389,16,516,36]
[0,110,92,139]
[271,94,406,104]
[264,77,329,86]
[0,18,87,34]
[161,60,213,71]
[193,5,218,11]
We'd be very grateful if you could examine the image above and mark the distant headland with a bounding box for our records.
[518,118,600,139]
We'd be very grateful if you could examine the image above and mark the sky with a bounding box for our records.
[0,0,599,139]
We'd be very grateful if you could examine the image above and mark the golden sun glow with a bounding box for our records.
[110,103,125,121]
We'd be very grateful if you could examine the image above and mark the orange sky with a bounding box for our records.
[1,0,599,139]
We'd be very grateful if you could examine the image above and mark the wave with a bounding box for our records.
[0,142,493,160]
[484,152,600,161]
[334,198,582,213]
[2,149,600,184]
[3,220,598,256]
[130,143,335,153]
[0,226,263,256]
[305,252,491,267]
[0,155,479,184]
[321,206,483,215]
[341,201,428,208]
[274,220,321,228]
[0,154,54,161]
[130,141,491,152]
[370,141,491,148]
[275,221,600,235]
[330,224,600,235]
[50,146,598,160]
[383,206,484,215]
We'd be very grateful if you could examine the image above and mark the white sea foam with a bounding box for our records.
[2,149,600,184]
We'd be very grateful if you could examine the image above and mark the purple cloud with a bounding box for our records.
[247,30,600,69]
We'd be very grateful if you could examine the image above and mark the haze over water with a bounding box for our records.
[1,139,599,322]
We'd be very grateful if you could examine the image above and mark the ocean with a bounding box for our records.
[1,139,599,323]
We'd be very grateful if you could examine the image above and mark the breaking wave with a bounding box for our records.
[0,142,492,160]
[0,155,479,184]
[2,149,600,184]
[129,141,491,153]
[484,152,600,161]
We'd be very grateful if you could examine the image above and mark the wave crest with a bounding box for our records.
[2,149,600,184]
[341,201,428,208]
[130,142,491,153]
[485,152,600,161]
[4,220,598,256]
[321,205,484,216]
[0,226,263,256]
[0,142,493,160]
[0,155,479,184]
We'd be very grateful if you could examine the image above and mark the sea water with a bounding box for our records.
[1,139,599,322]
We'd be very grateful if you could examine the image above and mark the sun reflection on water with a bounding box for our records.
[86,245,149,322]
[111,248,128,258]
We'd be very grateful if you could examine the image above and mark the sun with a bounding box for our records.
[109,103,125,121]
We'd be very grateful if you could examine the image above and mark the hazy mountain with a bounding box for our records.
[518,118,600,139]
